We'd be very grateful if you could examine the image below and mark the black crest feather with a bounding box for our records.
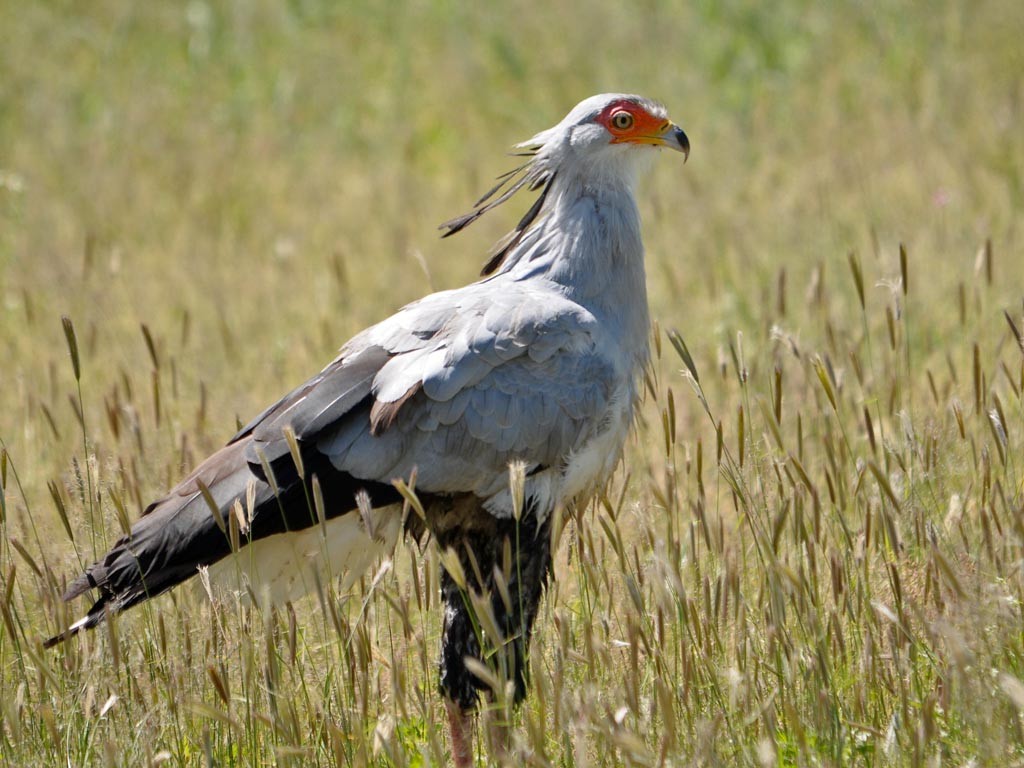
[439,150,555,276]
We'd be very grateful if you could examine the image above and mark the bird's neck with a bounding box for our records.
[503,176,651,366]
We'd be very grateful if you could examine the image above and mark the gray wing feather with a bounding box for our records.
[422,353,492,402]
[224,280,614,506]
[235,345,389,468]
[322,290,614,500]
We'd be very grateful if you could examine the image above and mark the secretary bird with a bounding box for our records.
[46,93,689,765]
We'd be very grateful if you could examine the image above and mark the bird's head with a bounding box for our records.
[441,93,688,274]
[521,93,690,178]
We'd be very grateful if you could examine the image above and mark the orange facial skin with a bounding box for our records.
[595,99,674,146]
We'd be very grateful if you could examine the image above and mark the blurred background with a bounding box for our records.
[2,2,1020,442]
[1,1,1023,764]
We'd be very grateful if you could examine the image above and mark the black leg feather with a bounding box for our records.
[433,507,553,709]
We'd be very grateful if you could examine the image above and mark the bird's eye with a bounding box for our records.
[610,111,634,131]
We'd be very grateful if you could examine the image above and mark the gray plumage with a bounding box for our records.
[46,93,689,767]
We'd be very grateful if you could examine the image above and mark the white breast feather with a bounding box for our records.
[560,386,632,502]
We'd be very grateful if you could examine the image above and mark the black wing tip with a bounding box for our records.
[43,631,70,649]
[43,595,110,649]
[43,625,80,649]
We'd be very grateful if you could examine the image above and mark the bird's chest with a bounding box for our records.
[559,384,634,503]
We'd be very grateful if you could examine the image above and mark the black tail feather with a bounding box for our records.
[45,431,406,648]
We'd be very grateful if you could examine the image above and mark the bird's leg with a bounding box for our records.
[437,513,554,765]
[439,562,484,766]
[477,513,553,714]
[445,698,475,768]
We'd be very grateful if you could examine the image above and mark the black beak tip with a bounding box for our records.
[675,127,690,162]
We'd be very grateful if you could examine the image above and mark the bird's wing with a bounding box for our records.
[233,279,616,503]
[307,281,618,506]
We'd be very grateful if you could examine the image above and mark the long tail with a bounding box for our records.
[45,437,403,648]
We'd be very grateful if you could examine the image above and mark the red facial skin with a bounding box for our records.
[594,99,672,145]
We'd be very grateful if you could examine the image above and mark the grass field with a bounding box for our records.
[2,0,1024,765]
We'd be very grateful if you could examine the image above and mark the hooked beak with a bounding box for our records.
[669,124,690,161]
[623,122,690,161]
[659,123,690,161]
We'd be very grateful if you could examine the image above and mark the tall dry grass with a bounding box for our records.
[1,1,1023,764]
